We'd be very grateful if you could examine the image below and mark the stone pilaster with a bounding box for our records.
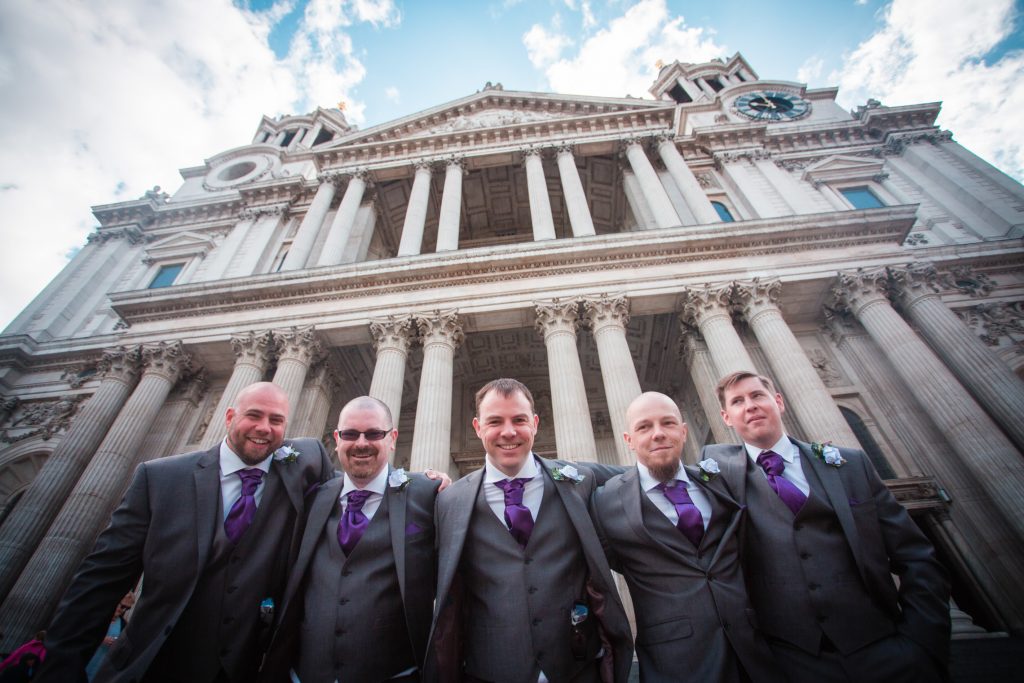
[436,158,464,252]
[656,135,719,224]
[0,342,192,649]
[397,161,433,256]
[369,316,416,435]
[832,268,1024,547]
[556,145,596,237]
[293,360,338,440]
[524,149,557,241]
[410,311,463,477]
[680,284,754,376]
[201,330,275,447]
[535,300,597,460]
[624,139,679,229]
[317,170,368,266]
[735,279,860,447]
[581,295,641,464]
[271,326,323,419]
[678,324,736,445]
[282,173,338,270]
[0,346,141,601]
[889,263,1024,452]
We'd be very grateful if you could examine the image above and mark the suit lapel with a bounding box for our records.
[624,469,704,570]
[193,446,221,574]
[387,467,408,607]
[275,439,305,514]
[283,477,342,615]
[436,468,482,613]
[716,444,749,502]
[686,466,743,569]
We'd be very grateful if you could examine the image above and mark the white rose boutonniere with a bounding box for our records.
[812,441,846,467]
[273,445,299,464]
[389,468,410,491]
[551,464,585,483]
[697,458,720,482]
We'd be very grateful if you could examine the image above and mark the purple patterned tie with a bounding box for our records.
[757,450,807,516]
[224,468,264,543]
[656,481,705,547]
[338,489,372,555]
[494,478,534,548]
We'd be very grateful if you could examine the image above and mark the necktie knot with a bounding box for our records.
[756,449,807,516]
[757,450,785,477]
[654,479,703,547]
[237,468,264,494]
[656,480,689,505]
[493,478,534,548]
[224,469,264,543]
[338,489,373,555]
[346,488,372,512]
[494,477,531,506]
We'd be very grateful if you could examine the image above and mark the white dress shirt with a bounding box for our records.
[636,461,712,529]
[218,440,273,521]
[483,453,545,526]
[743,434,811,496]
[339,465,389,519]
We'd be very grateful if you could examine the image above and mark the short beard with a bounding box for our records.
[648,459,681,484]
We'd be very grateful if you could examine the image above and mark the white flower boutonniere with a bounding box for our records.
[273,445,299,464]
[551,464,585,483]
[389,468,410,491]
[697,458,720,482]
[812,441,846,467]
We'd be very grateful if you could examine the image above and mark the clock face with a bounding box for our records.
[734,91,811,121]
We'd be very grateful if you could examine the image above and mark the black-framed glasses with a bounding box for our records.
[336,428,390,442]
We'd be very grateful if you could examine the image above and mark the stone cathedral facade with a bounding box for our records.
[0,53,1023,648]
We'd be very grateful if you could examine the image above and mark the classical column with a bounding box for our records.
[282,173,338,270]
[200,211,257,281]
[582,295,641,464]
[715,153,782,218]
[201,330,275,448]
[680,284,754,377]
[397,161,433,256]
[0,342,191,648]
[556,145,596,237]
[271,326,322,419]
[436,158,464,252]
[524,149,557,241]
[678,325,736,445]
[293,361,337,440]
[656,135,719,224]
[0,347,141,600]
[889,263,1024,452]
[317,170,368,266]
[621,167,657,229]
[409,311,464,476]
[832,269,1024,544]
[735,279,860,446]
[752,158,819,214]
[624,139,679,229]
[535,300,597,459]
[369,316,416,434]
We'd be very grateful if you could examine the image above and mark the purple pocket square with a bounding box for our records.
[848,498,861,506]
[405,522,424,535]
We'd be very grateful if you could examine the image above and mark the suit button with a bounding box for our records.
[532,618,541,626]
[227,585,238,593]
[794,523,804,531]
[808,583,820,591]
[336,629,345,636]
[339,598,349,605]
[524,556,533,564]
[528,587,537,594]
[800,552,810,560]
[723,622,730,630]
[707,575,715,582]
[341,569,351,576]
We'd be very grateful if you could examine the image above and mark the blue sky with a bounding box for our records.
[0,0,1022,328]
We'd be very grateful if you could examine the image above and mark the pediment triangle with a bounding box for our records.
[147,231,217,250]
[804,155,884,175]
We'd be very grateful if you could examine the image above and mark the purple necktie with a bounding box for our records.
[757,450,807,516]
[656,480,705,547]
[494,478,534,548]
[224,468,264,543]
[338,489,372,555]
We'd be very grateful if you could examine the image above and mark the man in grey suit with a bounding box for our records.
[707,370,950,683]
[37,382,334,683]
[258,396,443,682]
[426,378,633,683]
[592,392,783,683]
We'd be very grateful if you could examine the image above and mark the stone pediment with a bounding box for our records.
[144,231,217,262]
[802,154,884,184]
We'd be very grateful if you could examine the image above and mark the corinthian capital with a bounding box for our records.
[680,283,735,326]
[734,278,783,321]
[829,267,891,315]
[274,325,323,365]
[535,299,581,338]
[370,316,416,353]
[140,341,193,384]
[415,310,464,349]
[230,330,276,369]
[97,346,143,384]
[581,295,630,333]
[888,262,940,307]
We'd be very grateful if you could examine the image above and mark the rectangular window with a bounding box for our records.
[149,263,184,289]
[668,83,692,104]
[706,77,724,92]
[840,186,884,210]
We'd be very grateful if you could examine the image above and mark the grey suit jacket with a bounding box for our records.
[37,438,333,683]
[426,457,634,683]
[707,439,951,666]
[592,465,783,683]
[258,467,441,682]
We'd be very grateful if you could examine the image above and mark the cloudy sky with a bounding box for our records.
[1,0,1021,329]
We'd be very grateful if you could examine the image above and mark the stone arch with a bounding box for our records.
[0,442,52,526]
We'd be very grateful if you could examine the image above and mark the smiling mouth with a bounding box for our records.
[496,443,522,451]
[248,437,270,446]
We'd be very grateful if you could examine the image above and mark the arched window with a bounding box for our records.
[839,407,896,479]
[711,201,735,222]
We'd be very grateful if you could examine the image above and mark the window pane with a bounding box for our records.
[840,186,884,209]
[711,201,735,222]
[149,263,183,289]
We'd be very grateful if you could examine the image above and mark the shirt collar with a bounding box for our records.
[341,464,389,499]
[483,452,540,483]
[743,434,796,465]
[219,439,273,476]
[636,460,689,493]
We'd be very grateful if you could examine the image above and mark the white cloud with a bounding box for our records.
[523,23,574,69]
[385,86,401,103]
[0,0,396,328]
[534,0,726,98]
[833,0,1024,181]
[796,55,824,85]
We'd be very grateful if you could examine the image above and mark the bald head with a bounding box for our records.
[625,392,683,428]
[623,392,687,482]
[225,382,289,466]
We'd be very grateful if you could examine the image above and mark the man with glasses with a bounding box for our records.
[259,396,447,682]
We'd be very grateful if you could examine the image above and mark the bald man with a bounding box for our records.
[591,392,782,683]
[38,382,335,683]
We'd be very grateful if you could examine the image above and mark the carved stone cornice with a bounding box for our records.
[415,310,464,350]
[680,283,735,326]
[0,394,84,443]
[581,295,630,334]
[86,226,146,245]
[239,201,292,220]
[412,159,434,174]
[883,129,954,156]
[956,302,1024,347]
[938,265,997,298]
[522,147,546,162]
[535,299,581,338]
[369,316,416,354]
[829,267,891,316]
[734,278,783,322]
[230,330,276,369]
[139,341,193,384]
[712,148,770,168]
[97,346,143,384]
[0,396,20,423]
[273,326,323,366]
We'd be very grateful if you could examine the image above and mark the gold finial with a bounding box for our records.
[655,59,664,69]
[336,100,347,111]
